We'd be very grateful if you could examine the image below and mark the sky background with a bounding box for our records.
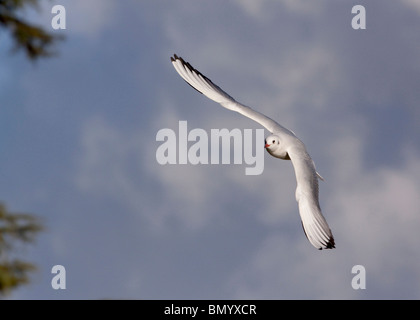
[1,0,420,299]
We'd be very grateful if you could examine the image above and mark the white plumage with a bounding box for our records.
[171,54,335,250]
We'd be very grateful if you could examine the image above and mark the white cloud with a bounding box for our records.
[75,113,235,232]
[232,0,327,20]
[74,116,161,225]
[69,1,117,37]
[260,45,341,115]
[401,0,420,16]
[328,144,420,255]
[228,233,348,299]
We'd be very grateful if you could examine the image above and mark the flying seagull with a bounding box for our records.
[170,54,335,250]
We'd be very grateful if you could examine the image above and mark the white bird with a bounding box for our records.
[170,54,335,250]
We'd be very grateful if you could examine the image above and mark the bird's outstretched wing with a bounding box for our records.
[171,54,335,250]
[171,54,292,136]
[288,144,335,249]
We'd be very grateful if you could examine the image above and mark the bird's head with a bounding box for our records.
[264,134,290,160]
[264,135,280,150]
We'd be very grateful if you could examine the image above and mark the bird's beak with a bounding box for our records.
[264,144,270,148]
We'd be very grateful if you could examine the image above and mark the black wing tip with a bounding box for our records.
[320,236,336,250]
[171,54,187,67]
[170,54,207,95]
[301,221,336,250]
[170,54,206,79]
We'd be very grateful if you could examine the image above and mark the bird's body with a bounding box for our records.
[171,54,335,250]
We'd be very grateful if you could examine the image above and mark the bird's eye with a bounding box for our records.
[272,140,275,143]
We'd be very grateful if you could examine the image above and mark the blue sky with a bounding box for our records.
[1,0,420,299]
